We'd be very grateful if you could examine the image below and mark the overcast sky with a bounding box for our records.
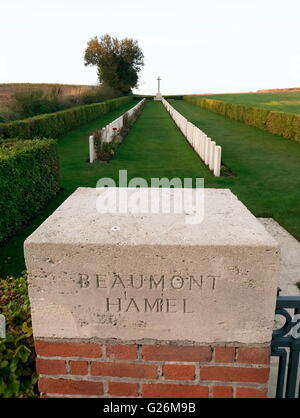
[1,0,300,95]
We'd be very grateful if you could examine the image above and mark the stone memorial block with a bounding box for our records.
[25,187,279,344]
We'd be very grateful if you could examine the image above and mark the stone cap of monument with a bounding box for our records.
[25,187,278,249]
[24,187,279,344]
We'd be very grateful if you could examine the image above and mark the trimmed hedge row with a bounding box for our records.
[183,95,300,142]
[0,275,38,397]
[0,139,60,243]
[0,96,133,140]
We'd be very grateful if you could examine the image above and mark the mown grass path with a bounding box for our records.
[171,99,300,241]
[0,100,209,277]
[60,100,210,188]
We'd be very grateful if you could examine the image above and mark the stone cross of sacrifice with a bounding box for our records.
[157,76,161,94]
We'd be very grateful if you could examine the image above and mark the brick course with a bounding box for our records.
[35,341,102,358]
[163,364,195,381]
[35,340,270,398]
[108,382,138,397]
[214,347,236,363]
[70,361,88,376]
[212,385,233,398]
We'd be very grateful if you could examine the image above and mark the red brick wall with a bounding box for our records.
[35,340,270,398]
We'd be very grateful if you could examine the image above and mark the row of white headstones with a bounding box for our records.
[89,99,146,163]
[162,98,222,177]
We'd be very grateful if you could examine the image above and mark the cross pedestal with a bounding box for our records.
[154,76,162,100]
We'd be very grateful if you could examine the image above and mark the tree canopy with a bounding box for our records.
[84,34,144,94]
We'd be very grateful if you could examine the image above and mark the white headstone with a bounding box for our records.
[89,136,95,163]
[209,141,216,171]
[213,146,222,177]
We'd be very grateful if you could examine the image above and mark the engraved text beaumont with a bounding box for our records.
[77,273,218,290]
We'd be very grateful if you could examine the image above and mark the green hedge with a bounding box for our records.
[183,95,300,142]
[0,96,133,140]
[0,139,60,243]
[0,275,38,398]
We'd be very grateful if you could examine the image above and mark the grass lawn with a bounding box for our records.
[170,99,300,240]
[200,92,300,114]
[0,100,210,278]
